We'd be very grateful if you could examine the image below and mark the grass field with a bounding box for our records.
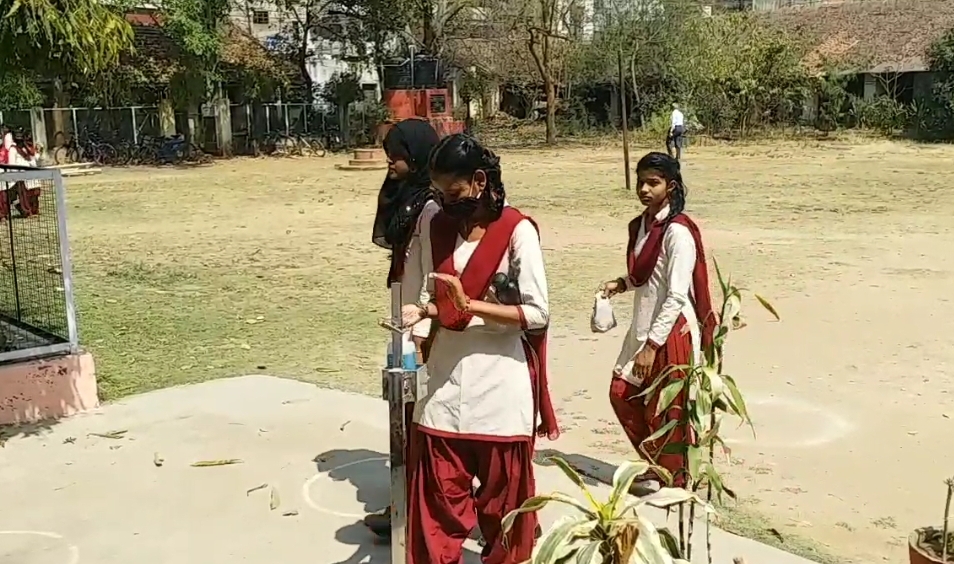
[65,140,954,564]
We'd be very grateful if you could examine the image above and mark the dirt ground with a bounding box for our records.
[62,140,954,564]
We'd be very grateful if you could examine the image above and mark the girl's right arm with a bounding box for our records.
[410,201,439,340]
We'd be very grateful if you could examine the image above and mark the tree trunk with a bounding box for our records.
[299,16,314,100]
[421,0,435,53]
[544,78,556,145]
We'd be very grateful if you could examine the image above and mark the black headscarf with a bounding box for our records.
[371,118,441,286]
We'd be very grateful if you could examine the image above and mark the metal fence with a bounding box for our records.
[0,166,78,364]
[2,102,385,159]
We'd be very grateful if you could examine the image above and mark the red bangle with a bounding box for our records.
[646,340,661,351]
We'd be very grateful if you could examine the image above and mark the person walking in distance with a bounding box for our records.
[366,118,442,537]
[666,103,686,161]
[601,152,717,492]
[401,134,559,564]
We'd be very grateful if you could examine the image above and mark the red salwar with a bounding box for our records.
[407,431,537,564]
[609,316,692,485]
[611,212,717,487]
[408,207,559,564]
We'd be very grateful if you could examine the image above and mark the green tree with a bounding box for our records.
[162,0,233,106]
[0,0,134,108]
[570,0,697,128]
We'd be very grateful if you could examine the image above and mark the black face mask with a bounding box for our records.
[441,194,481,220]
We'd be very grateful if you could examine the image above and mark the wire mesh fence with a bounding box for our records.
[0,166,77,363]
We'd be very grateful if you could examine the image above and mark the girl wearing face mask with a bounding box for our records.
[400,134,559,564]
[367,118,442,537]
[600,152,717,492]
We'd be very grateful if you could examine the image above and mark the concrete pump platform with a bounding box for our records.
[0,375,818,564]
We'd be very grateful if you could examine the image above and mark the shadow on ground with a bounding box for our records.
[313,448,482,564]
[534,448,619,488]
[0,419,59,446]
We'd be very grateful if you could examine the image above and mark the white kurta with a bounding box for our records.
[401,200,440,339]
[413,211,549,440]
[613,205,702,386]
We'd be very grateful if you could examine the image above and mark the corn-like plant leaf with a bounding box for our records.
[705,464,727,504]
[659,441,687,455]
[754,294,780,321]
[687,445,704,482]
[635,364,689,399]
[712,434,733,462]
[575,540,603,564]
[545,457,601,511]
[723,293,742,330]
[641,418,679,446]
[533,516,588,564]
[654,379,686,417]
[702,364,724,397]
[713,257,727,295]
[700,418,723,446]
[608,460,651,516]
[722,375,755,436]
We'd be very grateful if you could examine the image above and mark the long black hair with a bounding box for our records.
[371,119,441,285]
[428,133,506,219]
[635,151,686,224]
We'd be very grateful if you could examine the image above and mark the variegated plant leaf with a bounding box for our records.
[532,516,589,564]
[619,487,706,515]
[608,459,651,516]
[545,457,601,511]
[575,540,603,564]
[631,512,678,564]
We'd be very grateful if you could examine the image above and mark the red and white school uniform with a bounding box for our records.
[408,205,558,564]
[608,205,716,485]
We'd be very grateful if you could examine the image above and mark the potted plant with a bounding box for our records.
[503,457,707,563]
[909,477,953,564]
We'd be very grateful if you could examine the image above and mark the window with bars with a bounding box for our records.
[252,10,270,25]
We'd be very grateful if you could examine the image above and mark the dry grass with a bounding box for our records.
[65,139,954,564]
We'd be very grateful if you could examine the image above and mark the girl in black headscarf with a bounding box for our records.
[366,118,441,537]
[372,118,442,286]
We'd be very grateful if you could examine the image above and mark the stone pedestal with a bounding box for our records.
[335,148,389,171]
[0,352,98,425]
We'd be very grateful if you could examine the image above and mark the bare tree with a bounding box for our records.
[524,0,582,144]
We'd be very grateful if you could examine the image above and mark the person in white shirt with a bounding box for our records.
[600,152,716,490]
[367,118,441,537]
[667,103,686,161]
[401,134,559,564]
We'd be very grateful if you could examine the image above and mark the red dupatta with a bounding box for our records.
[626,213,717,351]
[427,206,559,439]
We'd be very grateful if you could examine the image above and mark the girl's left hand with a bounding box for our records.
[429,273,468,311]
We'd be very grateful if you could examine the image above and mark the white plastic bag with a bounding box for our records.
[590,292,617,333]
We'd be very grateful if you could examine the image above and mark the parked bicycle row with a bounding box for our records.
[50,129,348,165]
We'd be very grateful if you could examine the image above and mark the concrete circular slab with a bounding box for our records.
[303,456,390,518]
[0,531,79,564]
[720,394,855,448]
